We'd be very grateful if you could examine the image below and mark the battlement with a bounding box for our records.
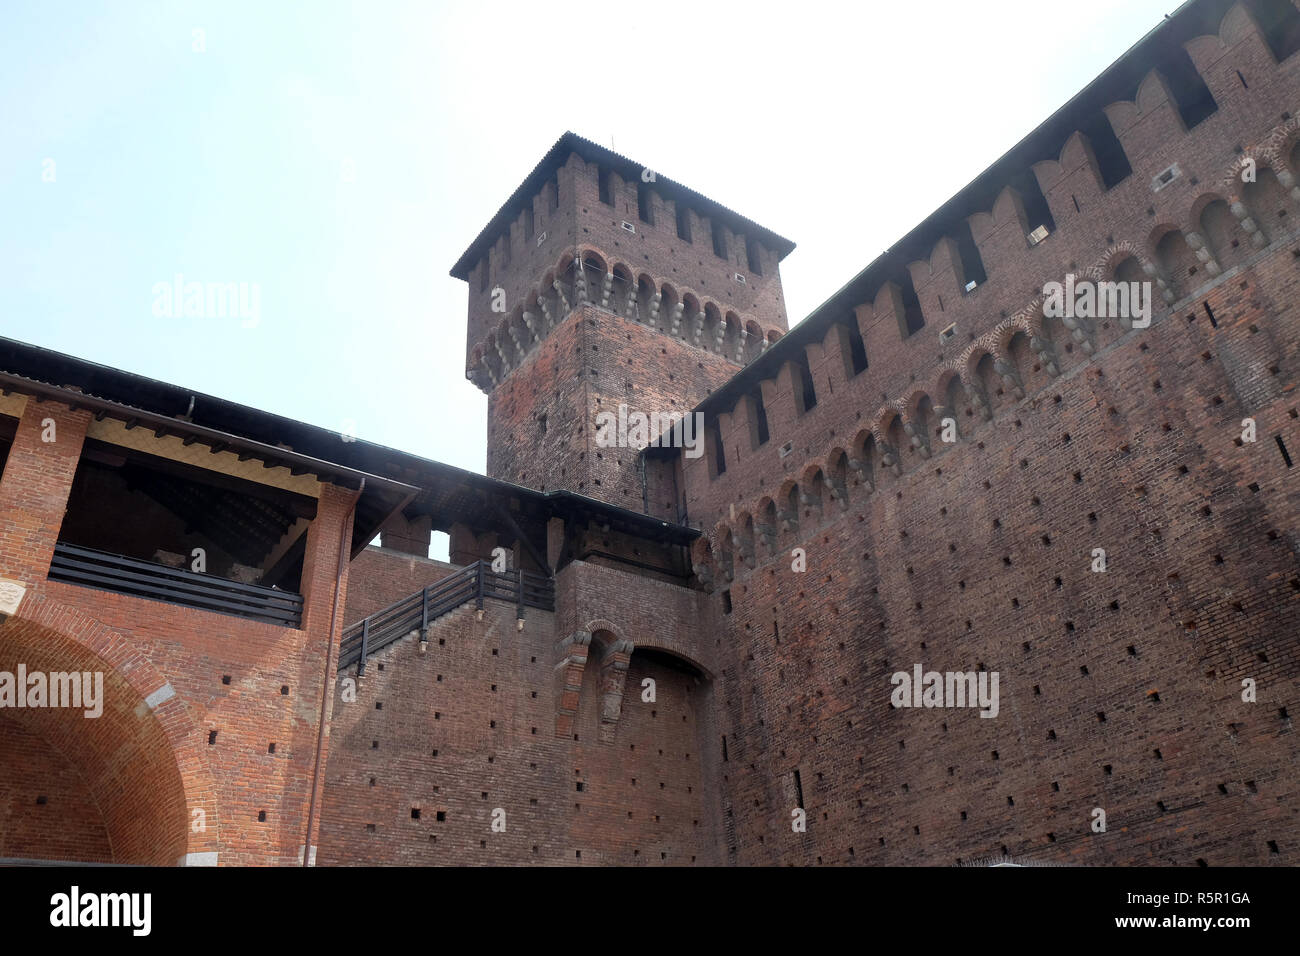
[676,0,1300,542]
[453,133,795,392]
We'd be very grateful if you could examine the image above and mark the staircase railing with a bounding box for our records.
[337,561,555,675]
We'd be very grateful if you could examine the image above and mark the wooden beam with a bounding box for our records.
[493,504,550,576]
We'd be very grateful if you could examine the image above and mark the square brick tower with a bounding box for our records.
[451,132,795,520]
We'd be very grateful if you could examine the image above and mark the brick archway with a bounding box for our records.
[0,597,220,865]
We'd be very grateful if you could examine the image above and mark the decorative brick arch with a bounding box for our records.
[575,244,609,269]
[1013,296,1048,338]
[582,618,630,651]
[799,459,828,485]
[958,341,995,383]
[1262,116,1300,175]
[932,367,963,400]
[564,618,714,742]
[869,401,905,445]
[1144,220,1187,252]
[3,594,221,865]
[1188,189,1233,227]
[1089,240,1149,280]
[984,317,1027,357]
[629,641,714,681]
[898,388,930,422]
[1218,153,1262,200]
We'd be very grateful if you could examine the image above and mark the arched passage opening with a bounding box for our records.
[0,617,204,864]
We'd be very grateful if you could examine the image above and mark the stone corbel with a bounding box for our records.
[992,358,1025,400]
[878,440,904,476]
[1058,314,1095,356]
[799,489,823,518]
[1274,166,1300,202]
[1028,335,1060,377]
[507,324,526,359]
[1140,261,1176,307]
[598,639,635,742]
[1184,231,1221,278]
[827,476,850,509]
[494,340,513,375]
[1229,200,1267,249]
[553,630,592,739]
[903,418,932,458]
[847,457,874,493]
[964,381,993,419]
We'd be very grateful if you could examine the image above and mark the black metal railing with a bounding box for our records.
[49,542,303,628]
[337,561,554,674]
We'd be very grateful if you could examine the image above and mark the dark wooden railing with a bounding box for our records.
[337,561,554,675]
[49,542,303,628]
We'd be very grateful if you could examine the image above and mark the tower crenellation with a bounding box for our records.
[453,133,796,510]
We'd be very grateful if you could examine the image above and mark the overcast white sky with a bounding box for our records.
[2,0,1184,483]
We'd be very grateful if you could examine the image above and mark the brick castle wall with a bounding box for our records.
[318,563,721,865]
[675,4,1300,865]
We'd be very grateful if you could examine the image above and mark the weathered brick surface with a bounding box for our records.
[443,0,1300,866]
[5,0,1299,868]
[0,715,113,862]
[672,4,1300,865]
[318,568,720,865]
[343,547,457,622]
[0,401,357,865]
